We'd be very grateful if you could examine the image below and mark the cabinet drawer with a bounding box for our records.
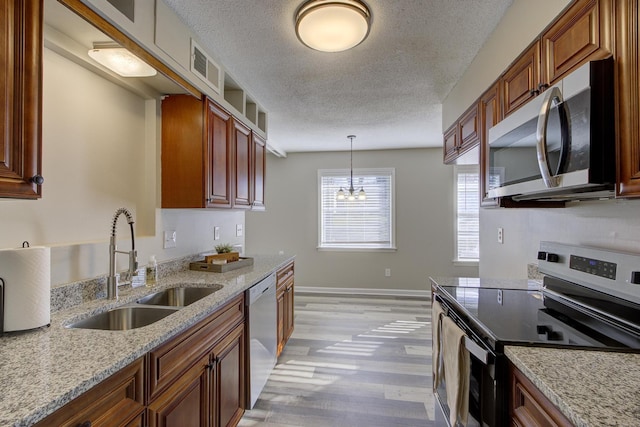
[276,261,294,289]
[34,358,145,427]
[148,294,245,401]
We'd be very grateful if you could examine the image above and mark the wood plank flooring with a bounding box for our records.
[239,293,434,427]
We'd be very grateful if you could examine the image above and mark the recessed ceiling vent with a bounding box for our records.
[191,39,221,94]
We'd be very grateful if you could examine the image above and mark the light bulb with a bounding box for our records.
[337,188,345,200]
[358,188,366,200]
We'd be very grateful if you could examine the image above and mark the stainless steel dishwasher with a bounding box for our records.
[246,272,277,408]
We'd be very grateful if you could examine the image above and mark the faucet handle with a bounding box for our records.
[129,250,138,276]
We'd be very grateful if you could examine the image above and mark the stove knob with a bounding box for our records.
[546,253,560,263]
[537,251,547,260]
[631,271,640,285]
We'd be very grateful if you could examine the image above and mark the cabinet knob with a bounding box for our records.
[529,89,540,97]
[31,175,44,185]
[538,83,549,91]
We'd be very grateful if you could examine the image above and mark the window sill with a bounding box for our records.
[318,246,397,253]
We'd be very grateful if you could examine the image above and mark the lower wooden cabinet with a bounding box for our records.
[148,323,245,427]
[510,363,572,427]
[276,261,295,357]
[33,357,145,427]
[38,294,247,427]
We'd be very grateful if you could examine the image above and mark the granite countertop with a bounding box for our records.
[0,254,294,427]
[506,346,640,426]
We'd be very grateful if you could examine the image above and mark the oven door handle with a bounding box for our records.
[464,336,491,365]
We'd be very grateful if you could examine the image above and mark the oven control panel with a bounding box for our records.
[569,255,617,280]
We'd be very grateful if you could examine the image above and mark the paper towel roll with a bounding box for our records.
[0,246,51,332]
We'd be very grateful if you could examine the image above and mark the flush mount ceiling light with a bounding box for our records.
[337,135,366,201]
[295,0,371,52]
[87,42,157,77]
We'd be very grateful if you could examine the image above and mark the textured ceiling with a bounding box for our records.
[162,0,514,153]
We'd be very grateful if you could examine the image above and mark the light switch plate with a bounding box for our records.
[236,224,243,237]
[214,226,220,240]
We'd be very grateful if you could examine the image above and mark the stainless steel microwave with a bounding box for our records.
[486,58,615,201]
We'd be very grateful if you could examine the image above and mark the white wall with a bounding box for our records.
[0,47,244,286]
[245,149,478,293]
[443,0,640,279]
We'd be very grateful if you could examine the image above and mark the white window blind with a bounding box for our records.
[319,169,395,249]
[455,166,479,261]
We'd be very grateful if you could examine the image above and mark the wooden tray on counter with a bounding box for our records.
[189,257,254,273]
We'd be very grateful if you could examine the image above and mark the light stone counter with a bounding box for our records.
[0,254,294,427]
[506,346,640,427]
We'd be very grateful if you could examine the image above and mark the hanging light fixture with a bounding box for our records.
[88,42,157,77]
[337,135,366,201]
[295,0,371,53]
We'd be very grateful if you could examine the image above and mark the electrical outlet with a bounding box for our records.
[385,268,391,277]
[214,226,220,240]
[497,227,504,244]
[236,224,243,237]
[164,230,177,249]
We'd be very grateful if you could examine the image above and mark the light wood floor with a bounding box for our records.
[239,293,434,427]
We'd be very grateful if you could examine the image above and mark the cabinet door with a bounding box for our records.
[509,363,572,427]
[458,104,480,154]
[283,283,295,344]
[251,133,266,210]
[616,0,640,197]
[232,119,252,208]
[210,323,246,427]
[443,123,459,164]
[276,287,285,357]
[479,82,501,207]
[33,358,145,427]
[502,41,541,118]
[206,100,233,208]
[542,0,613,85]
[148,354,210,427]
[0,0,43,199]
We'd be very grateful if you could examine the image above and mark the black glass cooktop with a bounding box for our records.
[437,285,640,352]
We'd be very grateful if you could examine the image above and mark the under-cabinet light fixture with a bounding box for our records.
[295,0,371,52]
[88,43,157,77]
[337,135,366,201]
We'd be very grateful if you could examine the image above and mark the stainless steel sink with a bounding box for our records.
[66,306,178,331]
[136,285,223,307]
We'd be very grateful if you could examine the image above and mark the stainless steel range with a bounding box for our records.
[431,241,640,426]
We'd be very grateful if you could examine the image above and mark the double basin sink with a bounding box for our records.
[66,285,223,331]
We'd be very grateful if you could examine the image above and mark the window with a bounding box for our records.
[318,168,395,250]
[455,165,479,262]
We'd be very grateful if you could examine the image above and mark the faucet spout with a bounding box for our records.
[107,207,138,300]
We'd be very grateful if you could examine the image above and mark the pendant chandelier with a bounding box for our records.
[337,135,366,201]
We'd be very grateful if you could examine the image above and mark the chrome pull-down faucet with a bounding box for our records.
[107,207,138,300]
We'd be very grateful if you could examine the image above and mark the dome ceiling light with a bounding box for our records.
[295,0,372,52]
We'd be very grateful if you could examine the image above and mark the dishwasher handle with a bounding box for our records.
[248,272,276,305]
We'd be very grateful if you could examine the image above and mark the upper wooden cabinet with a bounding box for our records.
[0,0,43,199]
[252,133,266,210]
[162,95,266,209]
[232,119,252,209]
[501,41,541,118]
[616,0,640,197]
[542,0,613,85]
[479,82,501,207]
[443,103,480,165]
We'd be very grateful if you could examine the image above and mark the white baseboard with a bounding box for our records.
[296,286,430,299]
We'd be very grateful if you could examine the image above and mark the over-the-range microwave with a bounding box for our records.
[486,57,615,201]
